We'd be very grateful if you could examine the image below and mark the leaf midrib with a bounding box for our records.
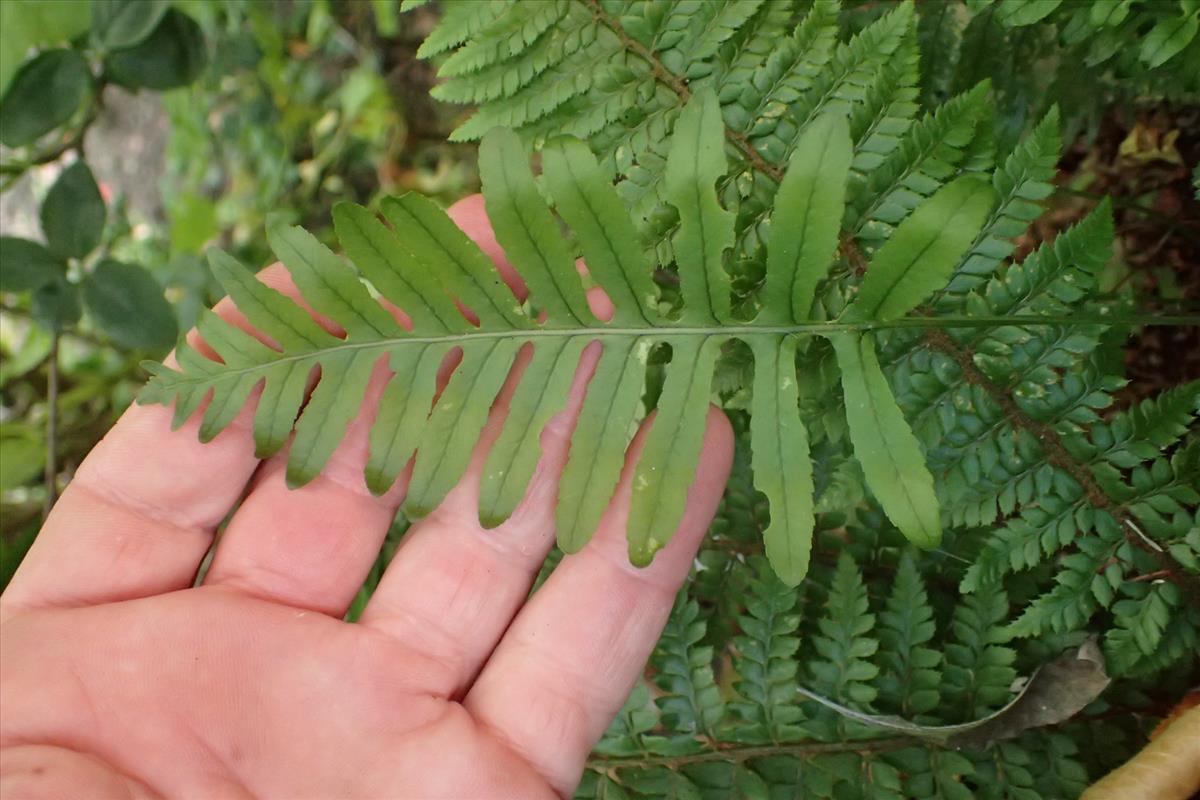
[158,311,1200,388]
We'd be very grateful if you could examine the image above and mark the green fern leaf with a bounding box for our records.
[877,551,941,717]
[148,85,970,580]
[437,0,569,77]
[748,334,814,586]
[942,104,1061,301]
[781,2,916,162]
[806,552,879,735]
[653,592,724,738]
[723,0,841,138]
[995,0,1062,27]
[728,556,805,743]
[832,331,942,548]
[665,87,735,325]
[848,81,992,250]
[414,0,511,59]
[943,583,1017,721]
[847,176,996,323]
[432,6,602,105]
[661,0,764,77]
[916,0,968,107]
[760,112,853,324]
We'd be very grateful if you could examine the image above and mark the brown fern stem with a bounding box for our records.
[585,0,1198,596]
[923,329,1200,599]
[586,735,918,771]
[583,0,784,184]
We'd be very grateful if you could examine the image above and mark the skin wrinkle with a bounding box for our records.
[0,746,164,800]
[0,484,209,618]
[71,434,244,535]
[362,602,472,695]
[471,692,591,799]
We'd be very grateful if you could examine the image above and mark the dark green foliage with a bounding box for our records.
[81,261,178,352]
[804,552,879,738]
[579,539,1099,799]
[0,2,205,353]
[943,583,1017,722]
[876,552,940,718]
[334,2,1197,792]
[5,1,1187,796]
[106,9,207,91]
[40,162,106,261]
[91,0,170,51]
[0,237,65,293]
[727,556,805,744]
[0,49,90,147]
[652,593,724,739]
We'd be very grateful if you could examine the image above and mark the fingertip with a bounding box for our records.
[576,258,615,322]
[446,194,527,301]
[703,404,735,475]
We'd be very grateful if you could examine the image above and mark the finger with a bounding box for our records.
[464,406,734,796]
[200,196,540,616]
[200,355,408,615]
[0,264,302,617]
[355,193,619,692]
[355,341,601,695]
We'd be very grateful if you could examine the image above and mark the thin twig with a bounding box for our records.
[0,304,110,348]
[587,735,918,770]
[0,104,101,178]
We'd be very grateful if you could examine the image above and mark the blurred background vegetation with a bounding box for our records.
[0,0,479,586]
[1,0,1197,597]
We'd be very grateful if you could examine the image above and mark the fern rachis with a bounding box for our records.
[141,75,1014,587]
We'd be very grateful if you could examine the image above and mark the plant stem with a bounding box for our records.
[0,80,105,186]
[0,304,109,348]
[587,735,918,770]
[924,328,1200,600]
[43,332,61,520]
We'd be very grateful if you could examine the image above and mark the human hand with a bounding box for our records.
[0,196,734,799]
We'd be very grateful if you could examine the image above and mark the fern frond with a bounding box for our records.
[437,0,569,78]
[448,43,620,141]
[146,74,999,584]
[943,583,1017,721]
[653,592,724,739]
[1102,581,1183,675]
[916,0,968,108]
[714,0,800,109]
[848,80,992,251]
[431,6,602,104]
[414,0,512,59]
[656,0,764,79]
[941,105,1061,302]
[727,557,805,742]
[593,682,660,757]
[805,552,879,738]
[960,491,1094,591]
[877,551,941,717]
[723,0,841,141]
[778,1,916,163]
[1006,537,1110,637]
[1079,380,1200,470]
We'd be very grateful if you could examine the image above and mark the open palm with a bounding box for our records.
[0,197,733,799]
